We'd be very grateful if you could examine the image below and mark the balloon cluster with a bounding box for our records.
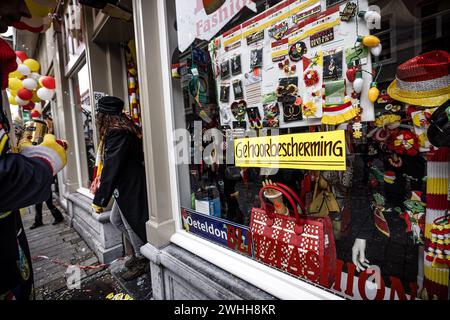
[7,51,56,119]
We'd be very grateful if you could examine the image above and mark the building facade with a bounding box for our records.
[16,0,450,300]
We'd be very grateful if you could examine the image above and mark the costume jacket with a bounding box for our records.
[93,128,148,242]
[0,152,54,299]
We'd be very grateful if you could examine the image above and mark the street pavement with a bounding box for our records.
[22,201,152,300]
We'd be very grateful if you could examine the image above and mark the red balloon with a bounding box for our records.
[31,110,41,118]
[15,51,28,63]
[41,76,56,90]
[346,67,357,83]
[23,101,35,111]
[17,88,33,101]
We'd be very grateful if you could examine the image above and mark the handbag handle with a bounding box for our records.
[272,182,307,215]
[259,184,302,225]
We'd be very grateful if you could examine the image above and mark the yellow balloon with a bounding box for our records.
[8,94,17,105]
[9,70,22,79]
[362,35,381,48]
[9,78,23,91]
[23,59,40,73]
[31,90,40,103]
[368,86,380,103]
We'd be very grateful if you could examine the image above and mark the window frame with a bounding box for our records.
[152,0,343,300]
[67,56,96,193]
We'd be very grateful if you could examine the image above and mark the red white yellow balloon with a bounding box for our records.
[17,64,31,76]
[23,78,38,90]
[368,82,380,103]
[15,96,29,106]
[39,76,56,90]
[23,59,41,73]
[37,87,55,101]
[17,88,33,101]
[9,77,23,91]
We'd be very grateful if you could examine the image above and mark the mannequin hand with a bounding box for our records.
[19,134,68,175]
[92,203,104,214]
[263,179,288,215]
[352,238,370,272]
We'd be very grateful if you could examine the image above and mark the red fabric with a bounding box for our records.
[0,39,18,90]
[423,278,450,300]
[396,50,450,83]
[426,194,450,211]
[12,21,44,33]
[322,101,353,112]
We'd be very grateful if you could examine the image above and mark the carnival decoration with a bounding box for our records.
[6,51,56,120]
[423,148,450,300]
[125,40,142,125]
[12,0,58,33]
[387,50,450,107]
[387,130,420,157]
[397,192,426,245]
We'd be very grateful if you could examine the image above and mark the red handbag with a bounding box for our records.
[250,183,337,287]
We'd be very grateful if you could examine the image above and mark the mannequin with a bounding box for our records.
[349,140,426,287]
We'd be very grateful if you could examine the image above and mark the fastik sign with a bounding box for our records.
[176,0,257,52]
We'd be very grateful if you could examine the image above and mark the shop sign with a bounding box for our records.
[181,208,252,256]
[93,91,106,111]
[234,130,347,171]
[176,0,257,52]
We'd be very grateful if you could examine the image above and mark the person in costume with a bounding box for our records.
[30,117,64,229]
[91,96,149,281]
[0,28,68,299]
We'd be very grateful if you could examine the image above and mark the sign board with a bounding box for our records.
[175,0,257,52]
[181,208,252,256]
[234,130,347,170]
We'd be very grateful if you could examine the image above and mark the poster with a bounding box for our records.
[175,0,257,52]
[234,130,347,170]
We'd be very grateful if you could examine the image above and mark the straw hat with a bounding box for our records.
[387,50,450,107]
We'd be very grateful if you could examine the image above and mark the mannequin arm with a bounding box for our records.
[352,238,370,272]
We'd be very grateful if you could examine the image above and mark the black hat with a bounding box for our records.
[97,96,124,115]
[427,100,450,148]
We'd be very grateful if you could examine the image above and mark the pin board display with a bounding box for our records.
[212,0,375,130]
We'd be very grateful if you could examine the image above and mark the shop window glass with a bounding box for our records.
[169,0,450,300]
[72,63,95,188]
[62,0,85,65]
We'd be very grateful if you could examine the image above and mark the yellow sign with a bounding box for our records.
[234,131,347,171]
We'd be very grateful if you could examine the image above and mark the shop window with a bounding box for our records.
[372,15,395,65]
[72,63,96,189]
[168,0,450,300]
[62,0,86,66]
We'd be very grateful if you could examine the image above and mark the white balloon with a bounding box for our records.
[370,44,383,57]
[34,103,42,112]
[22,78,38,90]
[37,87,55,101]
[353,78,364,94]
[17,64,31,76]
[15,96,29,106]
[30,72,42,81]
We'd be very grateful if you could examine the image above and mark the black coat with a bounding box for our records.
[93,129,148,242]
[0,153,54,298]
